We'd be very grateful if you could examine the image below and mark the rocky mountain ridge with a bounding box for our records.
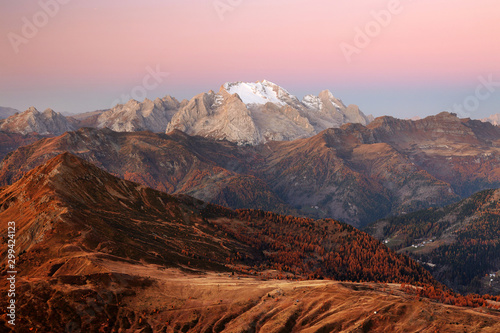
[483,113,500,126]
[87,96,182,132]
[1,80,372,145]
[0,107,74,135]
[2,112,500,227]
[167,80,373,144]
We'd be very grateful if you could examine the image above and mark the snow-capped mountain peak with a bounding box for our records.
[318,90,343,109]
[222,80,296,106]
[302,95,323,110]
[165,80,373,144]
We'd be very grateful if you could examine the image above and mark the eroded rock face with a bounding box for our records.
[0,132,45,161]
[0,107,74,135]
[167,80,372,145]
[93,96,180,132]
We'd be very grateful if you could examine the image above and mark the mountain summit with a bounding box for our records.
[0,107,74,135]
[223,80,297,106]
[166,80,372,144]
[92,96,181,132]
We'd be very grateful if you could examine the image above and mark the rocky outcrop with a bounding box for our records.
[482,113,500,126]
[167,80,372,145]
[91,96,181,132]
[0,107,74,135]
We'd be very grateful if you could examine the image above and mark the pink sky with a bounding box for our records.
[1,0,500,117]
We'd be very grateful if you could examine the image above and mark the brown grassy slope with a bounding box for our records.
[0,128,295,216]
[1,269,499,332]
[0,153,498,332]
[0,152,437,284]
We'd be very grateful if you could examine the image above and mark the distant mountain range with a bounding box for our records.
[2,87,499,146]
[483,113,500,126]
[2,112,500,227]
[0,107,74,135]
[0,106,19,119]
[83,96,180,132]
[0,80,373,144]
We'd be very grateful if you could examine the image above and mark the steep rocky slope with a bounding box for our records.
[167,80,372,144]
[367,112,500,198]
[86,96,182,132]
